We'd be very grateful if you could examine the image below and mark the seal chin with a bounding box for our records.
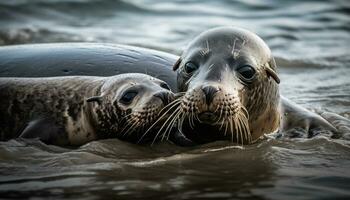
[198,112,218,124]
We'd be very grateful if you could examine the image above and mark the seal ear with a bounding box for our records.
[86,96,103,104]
[266,58,280,84]
[173,57,182,71]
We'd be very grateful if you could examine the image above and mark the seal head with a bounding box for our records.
[86,73,174,143]
[173,27,281,144]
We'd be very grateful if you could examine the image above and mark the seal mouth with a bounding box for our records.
[198,111,217,124]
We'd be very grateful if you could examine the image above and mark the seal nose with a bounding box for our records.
[201,85,219,105]
[153,91,172,105]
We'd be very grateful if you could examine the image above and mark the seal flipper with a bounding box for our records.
[19,118,69,146]
[280,96,338,138]
[169,129,196,147]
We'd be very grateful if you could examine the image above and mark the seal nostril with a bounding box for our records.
[202,86,219,105]
[153,92,170,105]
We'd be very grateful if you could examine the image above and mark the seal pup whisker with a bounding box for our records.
[162,108,183,142]
[159,106,182,141]
[121,118,141,137]
[137,99,181,144]
[151,106,181,145]
[120,112,135,122]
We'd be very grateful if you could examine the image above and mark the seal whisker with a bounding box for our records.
[151,107,181,145]
[122,119,141,137]
[239,117,244,146]
[224,120,229,137]
[219,105,225,122]
[123,119,142,136]
[120,119,135,135]
[137,101,181,143]
[177,112,186,134]
[187,111,195,129]
[241,106,249,119]
[192,111,198,127]
[235,115,243,145]
[163,109,182,142]
[242,112,250,142]
[240,111,249,145]
[241,107,250,141]
[234,116,239,144]
[157,99,181,115]
[167,112,185,142]
[242,112,252,143]
[160,108,181,141]
[239,110,251,143]
[194,112,200,123]
[174,92,186,99]
[164,112,181,141]
[236,111,246,142]
[191,111,196,129]
[229,117,234,142]
[121,112,134,121]
[219,115,226,130]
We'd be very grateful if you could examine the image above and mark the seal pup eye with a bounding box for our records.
[184,62,198,74]
[120,91,138,104]
[237,65,256,82]
[160,82,171,90]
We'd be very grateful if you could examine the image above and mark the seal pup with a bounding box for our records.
[170,26,337,144]
[0,73,175,146]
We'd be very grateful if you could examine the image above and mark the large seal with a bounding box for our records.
[0,43,178,91]
[171,26,338,144]
[0,73,175,146]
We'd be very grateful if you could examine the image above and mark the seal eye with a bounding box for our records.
[184,62,198,74]
[120,91,138,104]
[237,65,256,82]
[160,82,171,90]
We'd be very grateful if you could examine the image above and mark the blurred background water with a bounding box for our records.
[0,0,349,199]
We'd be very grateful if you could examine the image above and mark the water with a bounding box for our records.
[0,0,350,199]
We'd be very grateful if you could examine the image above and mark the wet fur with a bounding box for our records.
[0,74,172,146]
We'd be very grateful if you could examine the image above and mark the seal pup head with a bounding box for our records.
[86,73,174,143]
[173,27,281,144]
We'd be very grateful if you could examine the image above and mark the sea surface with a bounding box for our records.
[0,0,350,199]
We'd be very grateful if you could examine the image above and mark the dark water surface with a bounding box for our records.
[0,0,350,199]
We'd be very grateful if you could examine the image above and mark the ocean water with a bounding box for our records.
[0,0,349,199]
